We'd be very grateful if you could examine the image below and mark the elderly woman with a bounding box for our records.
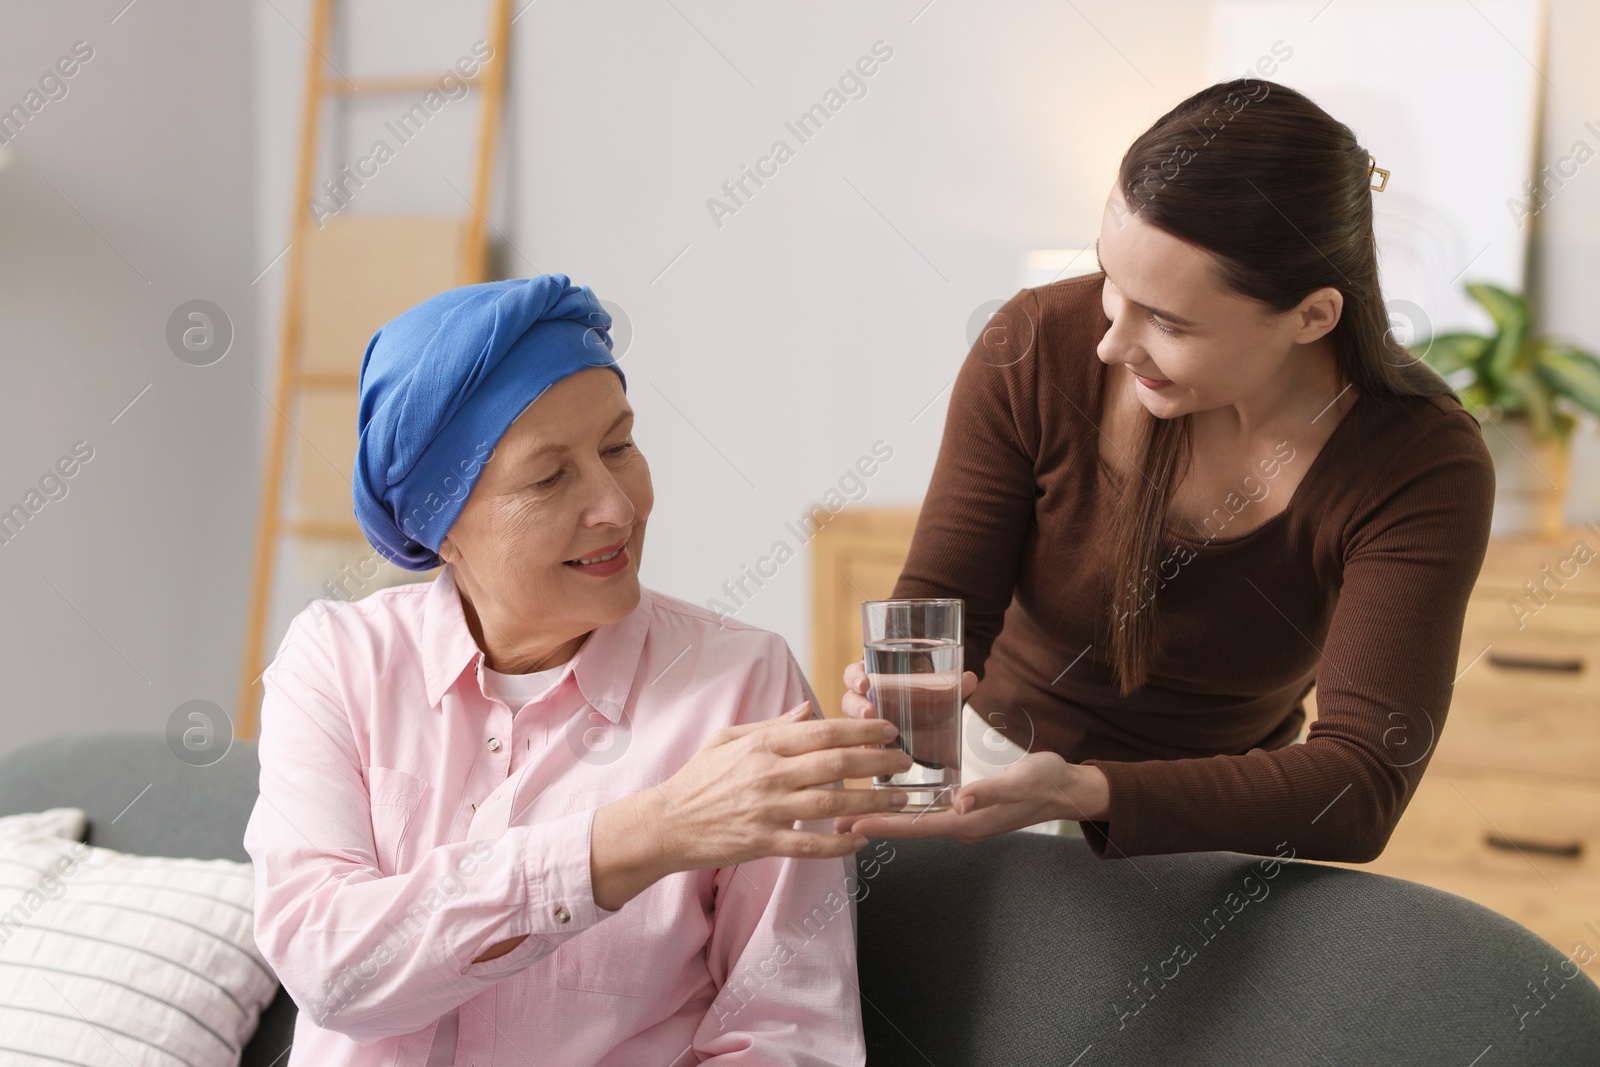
[242,275,907,1066]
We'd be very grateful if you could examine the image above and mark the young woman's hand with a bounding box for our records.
[588,701,913,910]
[839,660,978,719]
[831,751,1108,843]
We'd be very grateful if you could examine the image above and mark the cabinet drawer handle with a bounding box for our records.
[1486,652,1585,673]
[1485,832,1583,858]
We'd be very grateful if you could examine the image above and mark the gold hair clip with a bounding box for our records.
[1368,155,1390,192]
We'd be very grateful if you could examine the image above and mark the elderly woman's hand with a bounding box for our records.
[839,660,978,719]
[587,701,912,910]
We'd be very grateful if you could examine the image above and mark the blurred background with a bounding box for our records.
[1,0,1596,758]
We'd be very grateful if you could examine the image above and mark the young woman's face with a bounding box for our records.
[440,367,653,646]
[1094,185,1333,419]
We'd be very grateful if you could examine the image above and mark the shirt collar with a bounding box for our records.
[421,563,653,722]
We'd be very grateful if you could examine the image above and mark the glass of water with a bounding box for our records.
[861,598,963,811]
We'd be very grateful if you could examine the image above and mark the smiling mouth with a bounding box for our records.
[565,539,628,566]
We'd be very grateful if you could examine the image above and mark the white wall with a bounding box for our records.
[1532,0,1600,522]
[2,1,1594,755]
[253,0,1221,693]
[0,0,257,755]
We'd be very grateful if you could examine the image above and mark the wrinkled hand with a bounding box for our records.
[840,659,977,719]
[652,700,917,865]
[589,701,914,912]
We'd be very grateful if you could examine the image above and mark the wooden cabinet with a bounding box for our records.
[809,507,921,715]
[810,511,1600,968]
[1319,529,1600,969]
[1331,768,1600,969]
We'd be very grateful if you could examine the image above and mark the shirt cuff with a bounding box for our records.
[1078,758,1140,858]
[525,803,610,932]
[449,807,616,977]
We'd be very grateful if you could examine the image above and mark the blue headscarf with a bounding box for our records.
[353,274,626,571]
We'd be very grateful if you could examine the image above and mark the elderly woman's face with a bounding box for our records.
[440,367,652,641]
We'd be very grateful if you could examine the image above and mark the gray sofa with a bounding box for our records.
[0,732,1596,1066]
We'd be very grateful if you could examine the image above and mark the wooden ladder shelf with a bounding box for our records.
[236,0,511,739]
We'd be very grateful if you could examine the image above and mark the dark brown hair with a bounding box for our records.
[1104,78,1452,694]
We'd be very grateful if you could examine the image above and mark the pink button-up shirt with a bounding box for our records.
[242,564,867,1066]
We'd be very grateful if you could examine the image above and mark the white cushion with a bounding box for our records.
[0,808,278,1065]
[0,807,87,841]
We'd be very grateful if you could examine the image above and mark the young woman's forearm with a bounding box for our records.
[1060,762,1111,822]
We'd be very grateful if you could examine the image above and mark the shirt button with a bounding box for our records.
[470,802,478,812]
[554,904,571,924]
[487,737,502,752]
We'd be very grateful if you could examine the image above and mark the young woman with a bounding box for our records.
[837,79,1495,864]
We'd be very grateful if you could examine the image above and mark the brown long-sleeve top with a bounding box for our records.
[892,272,1496,863]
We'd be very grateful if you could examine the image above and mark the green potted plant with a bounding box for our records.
[1409,282,1600,538]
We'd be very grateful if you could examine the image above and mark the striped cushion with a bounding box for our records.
[0,808,278,1066]
[0,807,87,842]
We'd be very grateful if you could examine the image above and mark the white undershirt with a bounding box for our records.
[480,661,566,709]
[424,660,567,1066]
